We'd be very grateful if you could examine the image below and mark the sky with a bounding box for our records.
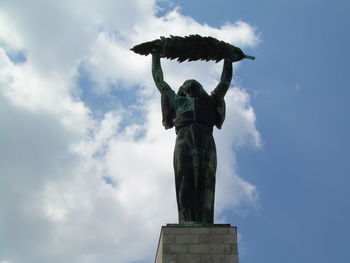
[0,0,349,262]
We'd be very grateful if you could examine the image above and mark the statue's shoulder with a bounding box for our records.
[210,91,225,105]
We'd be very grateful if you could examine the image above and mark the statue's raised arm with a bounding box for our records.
[151,53,176,129]
[152,53,174,95]
[211,59,233,99]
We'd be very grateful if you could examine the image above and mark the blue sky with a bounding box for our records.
[0,0,349,262]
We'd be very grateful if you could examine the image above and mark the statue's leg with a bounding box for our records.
[192,150,201,222]
[174,128,195,224]
[189,124,205,223]
[200,133,217,223]
[201,167,216,223]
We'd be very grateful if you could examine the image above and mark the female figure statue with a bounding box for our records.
[152,53,233,224]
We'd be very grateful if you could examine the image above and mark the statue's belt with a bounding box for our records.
[175,120,214,134]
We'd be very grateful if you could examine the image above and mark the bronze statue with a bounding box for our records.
[131,35,254,224]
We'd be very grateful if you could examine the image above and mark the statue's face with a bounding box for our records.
[181,80,202,98]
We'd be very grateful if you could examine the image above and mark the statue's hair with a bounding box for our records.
[177,79,208,97]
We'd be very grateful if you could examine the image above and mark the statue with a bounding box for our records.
[131,35,254,224]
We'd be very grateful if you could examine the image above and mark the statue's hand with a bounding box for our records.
[151,45,165,57]
[224,57,234,63]
[152,51,161,61]
[151,48,158,54]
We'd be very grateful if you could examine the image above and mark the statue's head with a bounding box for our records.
[178,79,208,98]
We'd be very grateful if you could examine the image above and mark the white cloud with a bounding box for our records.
[0,0,260,262]
[215,88,261,216]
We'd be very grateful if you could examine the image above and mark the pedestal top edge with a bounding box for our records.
[164,223,235,227]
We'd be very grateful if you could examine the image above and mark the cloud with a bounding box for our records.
[0,0,260,262]
[215,88,261,216]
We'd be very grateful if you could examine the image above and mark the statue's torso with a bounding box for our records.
[173,96,217,133]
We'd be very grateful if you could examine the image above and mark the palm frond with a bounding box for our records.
[130,35,255,62]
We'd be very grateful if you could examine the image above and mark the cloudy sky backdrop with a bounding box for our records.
[1,0,349,262]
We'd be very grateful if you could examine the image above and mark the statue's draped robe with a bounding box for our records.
[160,86,225,224]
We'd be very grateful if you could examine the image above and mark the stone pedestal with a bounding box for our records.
[155,224,239,263]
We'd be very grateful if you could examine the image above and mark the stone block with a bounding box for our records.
[188,227,211,234]
[163,234,176,243]
[155,224,239,263]
[163,244,188,254]
[223,233,236,244]
[189,244,211,254]
[210,227,231,234]
[230,243,239,255]
[176,234,199,244]
[226,255,240,263]
[201,254,226,263]
[176,254,200,263]
[199,233,223,244]
[229,227,237,235]
[210,244,230,254]
[162,255,176,263]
